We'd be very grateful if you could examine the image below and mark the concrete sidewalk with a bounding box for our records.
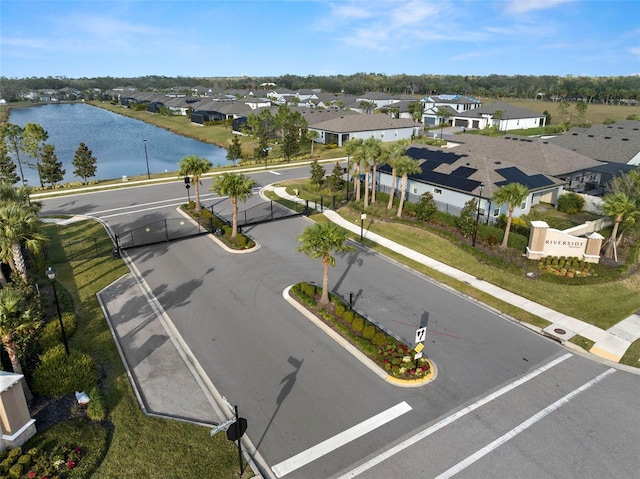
[270,186,640,363]
[97,273,226,425]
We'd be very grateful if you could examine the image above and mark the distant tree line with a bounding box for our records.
[1,73,639,104]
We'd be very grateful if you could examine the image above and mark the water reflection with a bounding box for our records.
[9,103,228,184]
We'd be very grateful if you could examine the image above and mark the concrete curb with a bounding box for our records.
[283,285,437,387]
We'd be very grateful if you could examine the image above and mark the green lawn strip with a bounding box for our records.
[311,211,551,330]
[569,335,596,352]
[39,221,248,478]
[270,186,638,331]
[620,338,640,367]
[335,207,639,329]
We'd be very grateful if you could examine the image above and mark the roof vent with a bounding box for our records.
[607,125,613,128]
[622,138,629,141]
[588,134,594,137]
[605,136,611,139]
[572,133,578,135]
[495,161,502,165]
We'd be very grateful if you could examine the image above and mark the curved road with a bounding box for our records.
[39,169,640,479]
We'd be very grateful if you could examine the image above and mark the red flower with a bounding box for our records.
[28,472,36,478]
[74,446,81,453]
[67,460,76,469]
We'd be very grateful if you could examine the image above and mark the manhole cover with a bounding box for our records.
[554,328,566,335]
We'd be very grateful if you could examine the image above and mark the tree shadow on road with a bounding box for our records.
[255,356,304,451]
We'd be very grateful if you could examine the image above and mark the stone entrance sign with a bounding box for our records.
[526,221,603,264]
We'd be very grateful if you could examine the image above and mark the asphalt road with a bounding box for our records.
[39,168,640,479]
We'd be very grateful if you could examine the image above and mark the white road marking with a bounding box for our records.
[435,367,616,479]
[271,401,412,478]
[337,353,573,479]
[88,193,221,216]
[269,171,282,175]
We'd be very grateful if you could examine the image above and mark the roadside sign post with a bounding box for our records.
[218,397,248,476]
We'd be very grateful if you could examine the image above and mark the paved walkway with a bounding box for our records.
[270,186,640,363]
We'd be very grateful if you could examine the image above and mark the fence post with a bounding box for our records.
[270,201,274,221]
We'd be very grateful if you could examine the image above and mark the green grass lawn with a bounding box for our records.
[37,220,251,478]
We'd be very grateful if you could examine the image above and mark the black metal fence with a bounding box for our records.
[216,200,307,226]
[118,218,208,250]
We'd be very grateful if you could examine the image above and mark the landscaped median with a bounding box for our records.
[284,283,436,387]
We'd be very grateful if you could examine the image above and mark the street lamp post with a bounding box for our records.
[45,267,70,356]
[360,212,366,241]
[472,183,484,247]
[143,139,150,179]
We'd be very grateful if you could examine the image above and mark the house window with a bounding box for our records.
[520,201,526,209]
[412,186,418,194]
[434,188,442,195]
[493,208,499,216]
[380,133,384,138]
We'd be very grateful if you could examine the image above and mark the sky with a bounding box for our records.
[1,0,639,79]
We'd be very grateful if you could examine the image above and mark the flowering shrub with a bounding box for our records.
[379,344,431,380]
[21,445,82,479]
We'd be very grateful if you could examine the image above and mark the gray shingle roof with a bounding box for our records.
[310,114,415,133]
[544,120,640,164]
[459,101,545,120]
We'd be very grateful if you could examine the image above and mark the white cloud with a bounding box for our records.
[503,0,575,15]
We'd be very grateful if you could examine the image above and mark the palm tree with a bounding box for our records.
[492,183,529,249]
[307,130,319,159]
[601,191,637,260]
[387,141,409,210]
[395,156,422,218]
[0,202,48,282]
[211,172,256,239]
[437,107,453,139]
[178,155,212,214]
[361,138,384,207]
[296,223,354,307]
[0,286,38,401]
[344,139,364,202]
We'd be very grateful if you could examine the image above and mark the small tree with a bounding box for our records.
[72,142,98,184]
[226,135,242,165]
[296,223,354,307]
[437,107,453,139]
[307,130,319,158]
[326,162,345,192]
[0,141,19,185]
[492,182,529,249]
[457,198,478,237]
[575,100,588,121]
[415,192,438,222]
[21,123,49,187]
[38,144,65,187]
[309,159,325,187]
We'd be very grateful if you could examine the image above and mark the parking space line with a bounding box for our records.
[337,353,572,478]
[435,367,616,479]
[271,401,412,478]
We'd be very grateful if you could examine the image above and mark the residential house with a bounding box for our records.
[377,133,602,221]
[310,115,417,146]
[422,94,482,126]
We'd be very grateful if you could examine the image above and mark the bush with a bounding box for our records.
[38,312,78,350]
[342,310,354,324]
[363,325,376,340]
[557,192,585,214]
[351,316,364,333]
[8,463,22,479]
[372,331,387,347]
[33,345,99,397]
[415,193,438,222]
[335,303,346,317]
[86,386,107,421]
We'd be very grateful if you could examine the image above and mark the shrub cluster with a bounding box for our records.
[0,445,83,479]
[291,283,430,380]
[32,345,99,397]
[557,192,586,214]
[538,256,596,279]
[38,312,78,351]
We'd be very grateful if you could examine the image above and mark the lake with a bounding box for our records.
[8,103,228,184]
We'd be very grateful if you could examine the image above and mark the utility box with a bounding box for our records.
[0,372,36,450]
